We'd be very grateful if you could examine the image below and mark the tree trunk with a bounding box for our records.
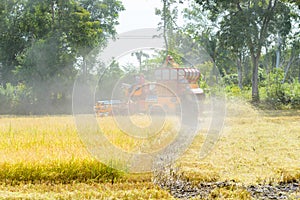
[237,57,243,90]
[298,61,300,82]
[251,55,259,102]
[51,0,55,28]
[163,0,169,54]
[282,53,294,83]
[138,56,142,73]
[275,32,281,69]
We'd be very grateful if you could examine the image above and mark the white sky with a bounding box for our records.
[115,0,162,68]
[117,0,186,33]
[115,0,186,68]
[117,0,162,33]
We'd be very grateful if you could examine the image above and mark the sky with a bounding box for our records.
[117,0,162,33]
[115,0,186,67]
[115,0,163,67]
[116,0,186,33]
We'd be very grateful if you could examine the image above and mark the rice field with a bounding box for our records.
[0,100,299,199]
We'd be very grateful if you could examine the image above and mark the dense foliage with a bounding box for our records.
[158,0,300,108]
[0,0,124,114]
[0,0,299,114]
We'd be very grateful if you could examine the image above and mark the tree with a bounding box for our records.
[183,3,236,84]
[0,0,28,84]
[131,51,149,73]
[195,0,293,102]
[0,0,124,114]
[156,0,181,56]
[282,36,300,82]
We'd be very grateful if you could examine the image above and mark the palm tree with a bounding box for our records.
[131,51,149,72]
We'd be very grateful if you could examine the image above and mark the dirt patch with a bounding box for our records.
[153,169,300,199]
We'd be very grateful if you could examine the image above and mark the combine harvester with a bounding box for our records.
[95,55,205,116]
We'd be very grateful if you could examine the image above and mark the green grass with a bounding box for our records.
[0,100,299,199]
[0,159,122,184]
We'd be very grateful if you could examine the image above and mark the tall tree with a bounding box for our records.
[156,0,180,56]
[195,0,293,102]
[0,0,124,114]
[131,51,149,73]
[0,0,28,84]
[183,3,235,83]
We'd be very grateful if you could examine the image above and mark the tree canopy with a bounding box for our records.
[1,0,300,114]
[188,0,298,101]
[0,0,124,114]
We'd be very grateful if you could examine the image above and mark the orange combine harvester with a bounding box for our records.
[95,56,205,116]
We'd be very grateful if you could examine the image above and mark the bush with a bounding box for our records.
[0,83,33,114]
[225,85,242,97]
[262,68,300,109]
